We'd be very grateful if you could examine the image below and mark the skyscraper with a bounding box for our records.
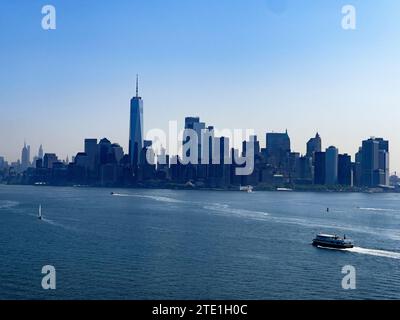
[296,156,313,181]
[325,146,338,185]
[84,138,98,171]
[43,153,58,169]
[377,138,390,186]
[338,153,352,186]
[129,75,144,167]
[266,130,291,169]
[183,116,205,162]
[353,147,363,186]
[306,132,321,158]
[314,152,326,185]
[38,144,44,159]
[21,142,30,170]
[98,138,112,165]
[361,137,389,187]
[243,135,260,157]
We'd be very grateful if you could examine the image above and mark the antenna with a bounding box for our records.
[136,74,139,98]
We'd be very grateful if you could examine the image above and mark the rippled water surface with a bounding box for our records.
[1,185,399,299]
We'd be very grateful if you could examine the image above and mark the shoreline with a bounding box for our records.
[1,182,398,194]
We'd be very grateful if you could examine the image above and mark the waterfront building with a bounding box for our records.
[325,146,338,185]
[314,152,326,185]
[361,138,389,187]
[338,153,352,186]
[265,130,291,170]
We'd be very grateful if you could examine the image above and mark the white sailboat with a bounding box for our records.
[38,204,42,220]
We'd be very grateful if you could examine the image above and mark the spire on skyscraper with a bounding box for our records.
[136,74,139,98]
[38,144,43,159]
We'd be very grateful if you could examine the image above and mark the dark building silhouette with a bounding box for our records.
[295,156,313,183]
[84,139,98,171]
[98,138,112,165]
[243,135,260,157]
[43,153,58,169]
[314,152,326,185]
[265,131,291,171]
[183,116,205,161]
[325,146,338,185]
[338,153,352,186]
[306,132,321,159]
[361,138,389,187]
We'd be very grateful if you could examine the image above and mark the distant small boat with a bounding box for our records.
[38,205,42,220]
[277,187,293,192]
[34,182,47,186]
[110,192,114,195]
[312,234,353,249]
[240,185,253,193]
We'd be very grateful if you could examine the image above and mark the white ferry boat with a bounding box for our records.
[312,234,353,249]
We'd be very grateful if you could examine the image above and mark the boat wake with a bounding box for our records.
[111,193,185,203]
[0,200,20,210]
[25,212,75,231]
[204,203,270,220]
[344,247,400,260]
[318,245,400,260]
[358,207,397,212]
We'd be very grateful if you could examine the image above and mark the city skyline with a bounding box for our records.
[1,0,400,171]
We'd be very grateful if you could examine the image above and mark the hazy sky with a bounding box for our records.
[0,0,399,172]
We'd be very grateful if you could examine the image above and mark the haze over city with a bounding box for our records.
[1,0,399,172]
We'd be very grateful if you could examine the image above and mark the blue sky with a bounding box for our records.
[0,0,399,171]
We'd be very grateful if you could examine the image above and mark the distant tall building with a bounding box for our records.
[21,142,30,170]
[38,144,44,159]
[98,138,112,165]
[84,138,98,170]
[306,133,321,158]
[266,131,290,153]
[74,152,89,168]
[111,144,124,164]
[338,154,352,186]
[43,153,58,169]
[157,146,169,171]
[266,130,291,169]
[361,138,389,187]
[296,156,313,181]
[377,138,390,186]
[353,147,363,186]
[129,75,144,167]
[314,152,326,185]
[325,146,338,185]
[243,135,260,157]
[183,116,205,161]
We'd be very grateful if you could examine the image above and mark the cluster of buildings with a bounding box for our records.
[0,79,397,191]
